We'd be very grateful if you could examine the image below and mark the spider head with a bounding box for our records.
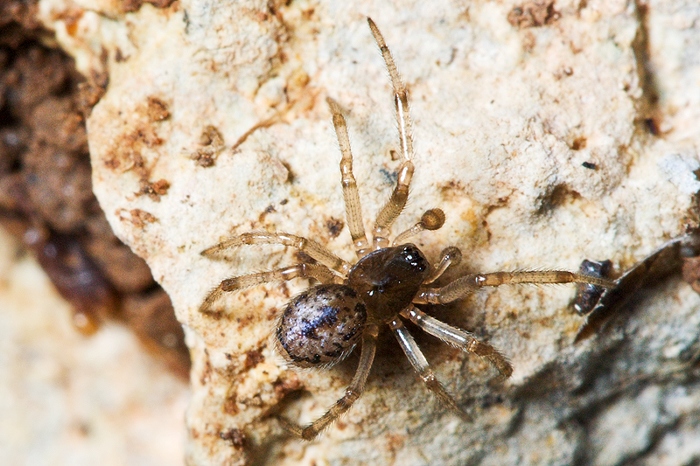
[348,244,430,322]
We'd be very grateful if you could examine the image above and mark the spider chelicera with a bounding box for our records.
[200,18,615,440]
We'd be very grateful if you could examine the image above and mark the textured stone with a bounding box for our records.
[37,0,700,464]
[0,228,188,466]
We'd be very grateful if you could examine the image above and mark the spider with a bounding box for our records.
[200,18,615,440]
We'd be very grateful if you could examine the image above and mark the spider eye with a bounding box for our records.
[400,244,428,272]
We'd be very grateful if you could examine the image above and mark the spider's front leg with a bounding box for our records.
[367,17,416,249]
[278,324,379,440]
[327,97,371,258]
[415,270,616,305]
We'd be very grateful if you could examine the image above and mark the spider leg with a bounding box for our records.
[327,97,371,258]
[415,270,617,305]
[279,324,379,440]
[401,306,512,377]
[367,18,415,249]
[201,232,351,275]
[389,316,472,421]
[199,263,339,314]
[392,208,446,246]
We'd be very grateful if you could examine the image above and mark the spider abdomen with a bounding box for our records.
[277,284,367,368]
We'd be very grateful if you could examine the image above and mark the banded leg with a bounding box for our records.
[367,18,415,247]
[392,208,446,246]
[201,232,351,275]
[389,316,471,421]
[199,263,338,314]
[327,97,371,257]
[400,306,512,377]
[415,270,617,305]
[280,324,379,440]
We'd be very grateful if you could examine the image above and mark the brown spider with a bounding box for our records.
[200,18,615,440]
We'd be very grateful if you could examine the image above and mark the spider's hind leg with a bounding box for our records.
[199,263,338,314]
[278,324,379,440]
[202,232,351,275]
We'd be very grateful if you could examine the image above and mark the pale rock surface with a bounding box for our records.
[0,228,188,466]
[37,0,700,464]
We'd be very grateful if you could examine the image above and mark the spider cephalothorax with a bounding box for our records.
[200,18,614,440]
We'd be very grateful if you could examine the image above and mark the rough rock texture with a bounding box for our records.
[39,0,700,464]
[0,0,190,378]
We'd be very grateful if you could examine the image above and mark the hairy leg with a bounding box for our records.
[389,316,471,421]
[202,232,351,275]
[401,306,512,377]
[327,97,371,257]
[199,263,338,314]
[279,324,379,440]
[367,17,415,248]
[415,270,616,305]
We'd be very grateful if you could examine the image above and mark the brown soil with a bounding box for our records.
[0,0,190,379]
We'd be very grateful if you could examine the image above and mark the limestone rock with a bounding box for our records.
[39,0,700,464]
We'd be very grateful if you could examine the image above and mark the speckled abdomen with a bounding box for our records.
[276,284,367,368]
